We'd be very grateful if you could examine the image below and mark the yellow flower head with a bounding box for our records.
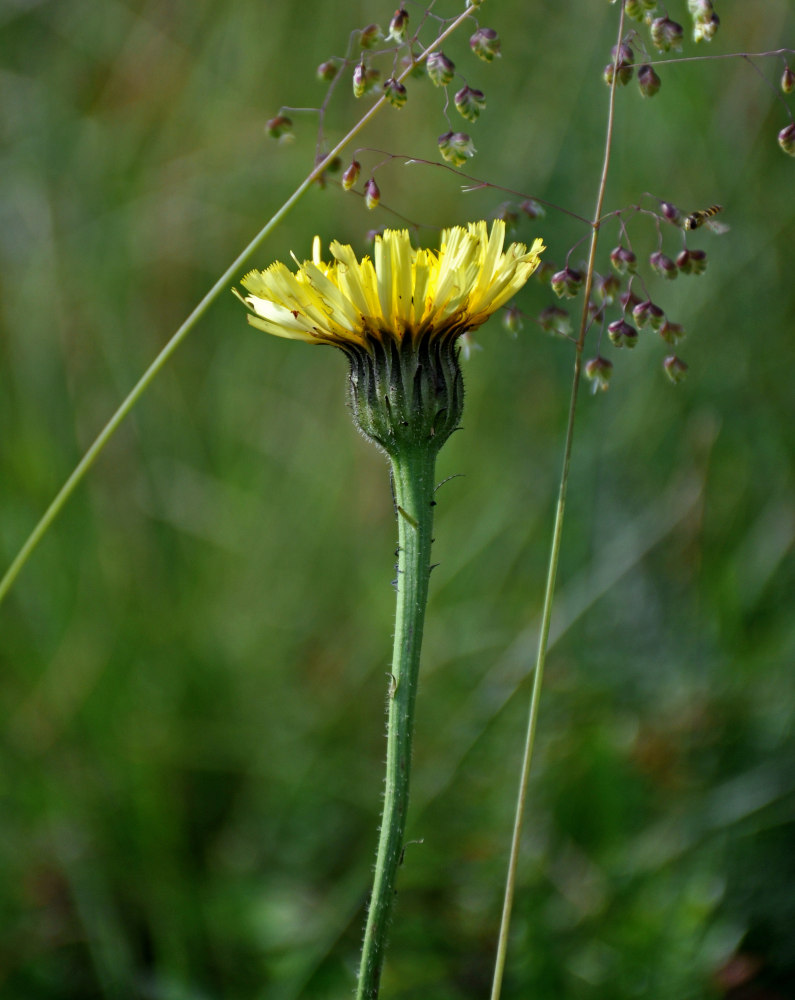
[235,220,544,350]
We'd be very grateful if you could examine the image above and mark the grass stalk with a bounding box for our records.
[489,5,626,998]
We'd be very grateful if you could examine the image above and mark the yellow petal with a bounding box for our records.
[235,221,544,348]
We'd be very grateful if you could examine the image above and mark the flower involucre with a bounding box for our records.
[234,220,545,350]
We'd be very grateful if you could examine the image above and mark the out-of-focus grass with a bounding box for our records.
[1,1,794,998]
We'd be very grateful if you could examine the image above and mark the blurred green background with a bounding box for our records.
[1,1,794,998]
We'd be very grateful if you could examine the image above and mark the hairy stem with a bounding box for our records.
[0,7,474,609]
[489,6,626,999]
[357,445,437,1000]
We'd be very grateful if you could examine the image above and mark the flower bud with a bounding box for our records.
[454,85,486,122]
[364,177,381,210]
[613,42,634,65]
[624,0,645,21]
[659,319,685,345]
[353,62,367,98]
[317,60,338,82]
[470,27,501,62]
[633,299,664,329]
[608,318,639,348]
[502,305,523,336]
[365,68,381,93]
[521,199,546,219]
[782,66,795,95]
[632,299,650,327]
[342,160,361,190]
[651,16,684,52]
[266,115,293,140]
[660,201,682,226]
[438,130,476,167]
[426,52,455,87]
[778,123,795,156]
[638,64,661,97]
[388,7,409,43]
[359,23,383,48]
[538,306,572,337]
[676,249,708,275]
[610,245,637,274]
[550,267,583,298]
[650,251,677,279]
[689,0,719,41]
[604,61,633,86]
[597,273,621,304]
[649,303,665,329]
[585,356,614,392]
[693,13,719,42]
[604,42,634,85]
[384,77,408,108]
[663,355,688,383]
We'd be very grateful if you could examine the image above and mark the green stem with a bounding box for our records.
[357,445,437,1000]
[489,5,626,998]
[0,7,475,610]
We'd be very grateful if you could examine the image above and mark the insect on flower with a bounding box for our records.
[683,204,728,233]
